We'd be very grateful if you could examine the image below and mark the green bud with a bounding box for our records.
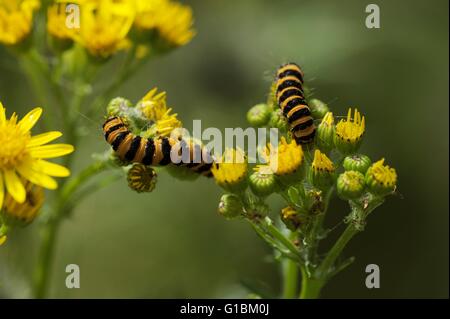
[315,112,335,153]
[337,171,365,200]
[218,194,244,219]
[309,98,330,119]
[127,164,157,193]
[247,103,271,127]
[106,97,133,118]
[249,169,277,197]
[365,159,397,196]
[343,154,372,174]
[268,109,289,132]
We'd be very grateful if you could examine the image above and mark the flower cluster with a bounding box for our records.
[0,102,74,245]
[1,0,195,58]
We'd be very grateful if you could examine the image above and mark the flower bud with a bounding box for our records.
[335,108,365,155]
[127,164,157,193]
[249,166,277,197]
[309,98,330,119]
[343,154,372,174]
[1,181,44,226]
[280,206,307,231]
[247,103,271,127]
[218,194,244,219]
[311,150,335,190]
[106,97,133,118]
[337,171,365,200]
[268,109,289,132]
[315,112,335,152]
[365,159,397,196]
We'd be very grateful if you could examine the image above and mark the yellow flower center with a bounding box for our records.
[370,159,397,187]
[212,149,247,185]
[0,119,31,170]
[336,108,365,142]
[312,150,334,172]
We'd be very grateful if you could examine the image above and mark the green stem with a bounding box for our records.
[299,274,325,299]
[281,232,299,298]
[316,222,360,279]
[33,160,110,298]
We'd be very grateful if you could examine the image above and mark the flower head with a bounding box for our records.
[47,3,77,41]
[365,158,397,196]
[127,163,157,193]
[335,108,365,155]
[0,102,74,208]
[211,148,247,191]
[2,179,44,224]
[70,0,135,58]
[337,170,365,200]
[265,137,303,176]
[0,0,40,46]
[343,154,372,174]
[134,0,195,47]
[137,88,182,137]
[311,149,335,189]
[316,111,335,152]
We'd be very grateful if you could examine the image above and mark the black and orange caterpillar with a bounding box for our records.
[275,63,315,144]
[103,117,213,177]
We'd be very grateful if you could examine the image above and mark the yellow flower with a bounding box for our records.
[0,0,40,46]
[2,179,44,224]
[312,149,334,173]
[365,158,397,196]
[265,137,303,176]
[135,0,195,47]
[137,87,182,137]
[335,108,365,154]
[69,0,135,57]
[47,2,76,40]
[211,148,247,190]
[0,102,74,208]
[311,149,335,190]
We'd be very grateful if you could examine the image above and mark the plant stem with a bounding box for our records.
[299,274,325,299]
[316,223,360,279]
[33,160,110,298]
[281,232,299,298]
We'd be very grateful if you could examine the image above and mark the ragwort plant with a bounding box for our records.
[0,0,195,298]
[0,0,398,299]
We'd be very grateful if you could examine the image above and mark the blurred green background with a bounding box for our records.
[0,0,448,298]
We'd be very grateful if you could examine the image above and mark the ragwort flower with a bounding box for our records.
[0,102,74,208]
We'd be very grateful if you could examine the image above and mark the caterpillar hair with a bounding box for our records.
[275,63,315,144]
[103,117,213,177]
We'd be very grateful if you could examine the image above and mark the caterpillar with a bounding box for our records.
[275,63,315,144]
[102,117,213,177]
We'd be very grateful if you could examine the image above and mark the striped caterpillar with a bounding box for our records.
[103,117,213,177]
[275,63,316,144]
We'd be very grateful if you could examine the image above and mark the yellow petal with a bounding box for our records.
[4,170,26,203]
[18,107,43,132]
[29,144,75,159]
[0,102,5,124]
[27,131,63,148]
[17,164,58,190]
[0,172,4,209]
[33,160,71,177]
